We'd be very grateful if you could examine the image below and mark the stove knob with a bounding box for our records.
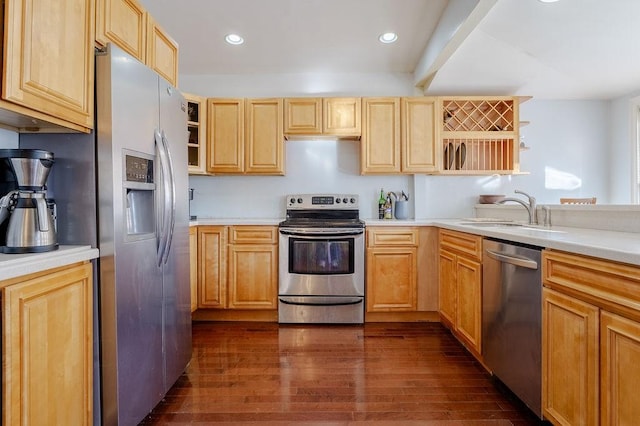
[342,197,348,204]
[289,197,296,204]
[350,198,356,204]
[335,198,341,203]
[297,198,303,204]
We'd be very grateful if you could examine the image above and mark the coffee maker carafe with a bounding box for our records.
[0,149,57,253]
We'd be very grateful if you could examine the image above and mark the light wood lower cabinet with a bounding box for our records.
[2,262,93,425]
[195,225,277,311]
[197,225,227,308]
[366,227,418,312]
[438,229,483,355]
[542,249,640,425]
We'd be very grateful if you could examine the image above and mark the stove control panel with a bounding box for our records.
[286,194,359,209]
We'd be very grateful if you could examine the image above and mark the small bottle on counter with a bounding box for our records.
[378,189,385,219]
[384,193,393,219]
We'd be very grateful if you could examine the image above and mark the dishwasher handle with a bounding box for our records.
[485,249,539,270]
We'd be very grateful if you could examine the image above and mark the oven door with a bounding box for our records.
[278,227,365,297]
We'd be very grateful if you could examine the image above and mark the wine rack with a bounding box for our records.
[439,97,520,174]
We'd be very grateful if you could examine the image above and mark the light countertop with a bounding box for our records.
[0,245,99,282]
[189,217,640,267]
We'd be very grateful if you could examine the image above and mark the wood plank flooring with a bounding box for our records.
[141,322,543,425]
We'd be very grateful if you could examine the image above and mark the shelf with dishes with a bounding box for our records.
[438,96,522,175]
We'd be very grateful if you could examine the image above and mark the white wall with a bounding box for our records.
[185,72,613,220]
[609,90,640,203]
[0,128,19,148]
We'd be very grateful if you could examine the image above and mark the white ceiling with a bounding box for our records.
[142,0,640,100]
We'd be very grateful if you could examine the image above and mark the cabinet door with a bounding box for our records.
[542,288,599,426]
[366,247,417,312]
[284,98,322,134]
[3,263,93,425]
[438,249,457,327]
[455,256,482,352]
[245,98,284,175]
[3,0,94,130]
[189,226,198,312]
[601,311,640,425]
[198,226,227,308]
[323,97,361,136]
[95,0,146,62]
[402,97,438,173]
[146,14,179,87]
[228,244,278,309]
[361,97,401,174]
[185,93,208,174]
[208,98,244,174]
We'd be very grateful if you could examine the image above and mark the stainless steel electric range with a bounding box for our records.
[278,194,365,324]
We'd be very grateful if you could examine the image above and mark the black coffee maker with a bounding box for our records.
[0,149,57,253]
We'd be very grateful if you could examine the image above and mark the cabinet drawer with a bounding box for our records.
[367,227,418,247]
[229,226,278,244]
[438,229,482,260]
[543,250,640,322]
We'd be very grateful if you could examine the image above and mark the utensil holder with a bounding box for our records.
[394,201,408,220]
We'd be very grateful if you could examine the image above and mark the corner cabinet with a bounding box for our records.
[185,93,208,174]
[208,98,284,175]
[438,96,520,175]
[542,250,640,425]
[2,0,94,132]
[2,262,93,425]
[438,229,483,356]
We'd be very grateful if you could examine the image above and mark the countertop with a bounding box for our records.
[0,245,99,282]
[189,217,640,266]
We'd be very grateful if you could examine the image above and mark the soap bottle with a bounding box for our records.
[378,189,385,219]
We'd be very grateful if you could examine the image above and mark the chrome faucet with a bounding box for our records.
[496,190,538,224]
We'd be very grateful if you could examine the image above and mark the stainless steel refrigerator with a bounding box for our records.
[21,43,192,426]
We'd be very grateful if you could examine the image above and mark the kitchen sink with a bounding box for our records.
[458,221,567,234]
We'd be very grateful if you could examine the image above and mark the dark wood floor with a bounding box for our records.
[141,322,542,425]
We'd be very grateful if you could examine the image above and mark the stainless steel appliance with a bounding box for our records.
[20,43,192,426]
[278,194,365,324]
[482,239,543,418]
[0,149,57,253]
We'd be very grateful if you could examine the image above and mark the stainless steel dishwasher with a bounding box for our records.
[482,239,543,418]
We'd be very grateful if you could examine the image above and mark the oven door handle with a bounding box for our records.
[279,296,364,306]
[279,228,364,237]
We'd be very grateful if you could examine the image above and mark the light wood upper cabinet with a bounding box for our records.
[323,97,361,136]
[208,98,283,175]
[185,93,208,175]
[146,14,179,87]
[3,0,94,131]
[361,97,401,174]
[208,98,245,174]
[3,262,93,425]
[96,0,179,87]
[245,98,284,175]
[95,0,146,62]
[402,97,438,173]
[284,97,322,134]
[366,227,418,312]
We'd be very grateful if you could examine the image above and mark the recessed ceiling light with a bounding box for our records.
[538,0,560,3]
[225,34,244,45]
[378,32,398,44]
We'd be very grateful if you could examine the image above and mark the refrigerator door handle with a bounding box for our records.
[155,129,172,266]
[160,129,176,265]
